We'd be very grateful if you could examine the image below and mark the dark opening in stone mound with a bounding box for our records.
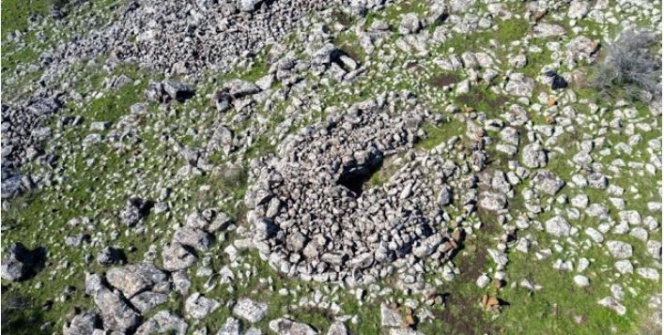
[336,158,383,196]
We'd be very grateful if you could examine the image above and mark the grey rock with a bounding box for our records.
[573,275,590,287]
[233,298,268,323]
[586,204,609,219]
[437,185,453,206]
[399,13,421,35]
[380,303,403,327]
[90,121,111,131]
[326,322,347,335]
[388,329,426,335]
[479,192,507,211]
[172,270,192,295]
[130,291,168,313]
[571,195,589,208]
[217,317,243,335]
[637,268,659,281]
[567,0,589,19]
[135,311,188,335]
[162,243,198,271]
[619,210,641,225]
[286,231,308,252]
[606,241,633,259]
[119,198,151,227]
[505,73,535,97]
[145,81,166,103]
[532,23,566,38]
[614,260,633,274]
[239,0,263,12]
[225,79,261,98]
[545,216,571,237]
[173,227,213,251]
[63,312,102,335]
[213,90,232,113]
[106,263,168,298]
[598,296,626,315]
[93,287,141,333]
[185,292,220,320]
[585,227,604,243]
[476,274,491,288]
[587,173,607,189]
[163,81,196,102]
[412,234,443,258]
[1,242,44,282]
[522,143,547,168]
[97,247,124,266]
[85,273,106,296]
[532,170,564,195]
[646,240,662,259]
[253,217,279,241]
[268,319,318,335]
[185,209,233,233]
[246,328,263,335]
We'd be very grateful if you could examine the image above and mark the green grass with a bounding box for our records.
[416,120,465,151]
[430,18,530,55]
[335,31,366,62]
[1,0,48,39]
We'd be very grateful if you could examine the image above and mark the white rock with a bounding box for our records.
[573,275,590,287]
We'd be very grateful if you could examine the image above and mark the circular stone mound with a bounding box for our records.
[244,93,464,286]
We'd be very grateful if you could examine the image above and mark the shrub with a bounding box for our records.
[589,29,662,101]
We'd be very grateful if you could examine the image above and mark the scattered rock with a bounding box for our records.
[185,292,221,320]
[1,242,45,282]
[268,319,318,335]
[233,298,268,323]
[606,241,633,259]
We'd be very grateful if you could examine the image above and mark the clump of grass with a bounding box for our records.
[589,29,662,102]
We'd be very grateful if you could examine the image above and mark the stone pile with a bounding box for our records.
[244,93,468,285]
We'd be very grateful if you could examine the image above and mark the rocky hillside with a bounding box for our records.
[1,0,662,334]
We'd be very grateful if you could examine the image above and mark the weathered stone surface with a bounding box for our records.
[598,296,626,315]
[239,0,263,12]
[63,312,102,335]
[173,227,213,251]
[163,81,196,102]
[606,241,633,259]
[93,288,141,333]
[185,292,221,320]
[1,242,45,282]
[479,192,507,211]
[233,298,268,323]
[381,303,403,327]
[522,143,547,168]
[225,79,261,98]
[532,170,564,195]
[505,73,535,97]
[130,291,168,313]
[268,319,318,335]
[162,243,198,271]
[326,322,348,335]
[217,317,243,335]
[399,13,421,35]
[106,263,168,298]
[97,247,125,266]
[135,311,188,335]
[532,23,566,38]
[119,198,152,227]
[545,216,571,237]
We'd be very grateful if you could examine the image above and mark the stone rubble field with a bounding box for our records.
[1,0,662,334]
